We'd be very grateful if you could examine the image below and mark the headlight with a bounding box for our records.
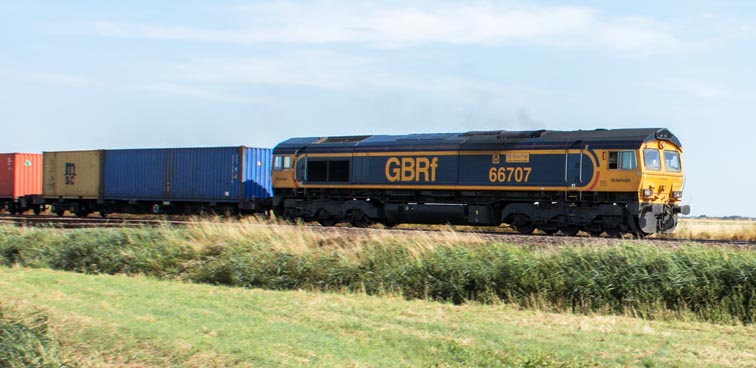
[642,189,654,197]
[672,191,683,199]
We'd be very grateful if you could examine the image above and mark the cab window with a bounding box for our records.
[620,151,636,170]
[608,151,636,170]
[643,149,661,171]
[664,151,681,172]
[274,156,292,171]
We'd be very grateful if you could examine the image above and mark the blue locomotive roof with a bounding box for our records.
[273,128,681,154]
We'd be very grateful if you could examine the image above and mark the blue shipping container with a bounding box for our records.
[243,147,272,199]
[103,146,272,203]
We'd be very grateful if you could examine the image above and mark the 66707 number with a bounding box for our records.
[488,167,532,183]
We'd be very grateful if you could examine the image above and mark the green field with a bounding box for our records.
[3,267,756,367]
[2,221,756,325]
[2,221,756,366]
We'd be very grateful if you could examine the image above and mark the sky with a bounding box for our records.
[1,1,755,217]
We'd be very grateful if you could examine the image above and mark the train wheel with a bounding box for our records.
[33,206,42,216]
[316,209,336,226]
[349,210,371,228]
[511,214,535,235]
[605,228,622,238]
[281,209,298,224]
[55,208,65,217]
[560,226,580,237]
[513,223,535,235]
[541,227,558,235]
[318,217,337,226]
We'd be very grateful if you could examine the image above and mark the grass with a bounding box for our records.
[670,218,756,242]
[2,267,756,367]
[1,219,756,325]
[0,305,72,368]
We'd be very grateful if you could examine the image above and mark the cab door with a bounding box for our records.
[565,141,584,188]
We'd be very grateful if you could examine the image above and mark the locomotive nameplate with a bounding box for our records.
[505,152,530,163]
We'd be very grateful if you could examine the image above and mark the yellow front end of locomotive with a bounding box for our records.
[638,140,685,207]
[637,139,689,233]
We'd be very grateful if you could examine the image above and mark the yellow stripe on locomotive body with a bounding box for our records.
[273,146,685,195]
[278,149,601,191]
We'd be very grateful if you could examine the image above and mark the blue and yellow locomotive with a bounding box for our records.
[271,128,689,237]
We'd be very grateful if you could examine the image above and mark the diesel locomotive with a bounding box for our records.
[271,128,690,237]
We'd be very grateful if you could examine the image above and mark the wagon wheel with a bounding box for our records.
[560,225,580,237]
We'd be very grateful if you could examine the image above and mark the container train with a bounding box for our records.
[1,128,690,237]
[1,147,272,217]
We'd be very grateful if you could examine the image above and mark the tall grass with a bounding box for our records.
[0,306,72,368]
[1,220,755,325]
[671,218,756,241]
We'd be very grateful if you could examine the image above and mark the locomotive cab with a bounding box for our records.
[271,154,297,189]
[637,139,690,234]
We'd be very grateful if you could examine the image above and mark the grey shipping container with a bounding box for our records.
[102,146,272,208]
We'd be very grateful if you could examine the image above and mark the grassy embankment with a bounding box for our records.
[1,219,755,325]
[2,268,756,367]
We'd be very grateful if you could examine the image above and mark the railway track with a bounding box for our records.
[0,214,191,229]
[1,214,754,248]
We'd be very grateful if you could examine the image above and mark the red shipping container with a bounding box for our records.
[0,153,43,199]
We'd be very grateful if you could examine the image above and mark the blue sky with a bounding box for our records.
[1,1,754,217]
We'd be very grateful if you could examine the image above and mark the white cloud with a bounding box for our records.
[135,83,270,103]
[170,52,527,100]
[173,52,376,89]
[645,78,730,99]
[0,69,260,103]
[89,1,684,55]
[0,70,101,88]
